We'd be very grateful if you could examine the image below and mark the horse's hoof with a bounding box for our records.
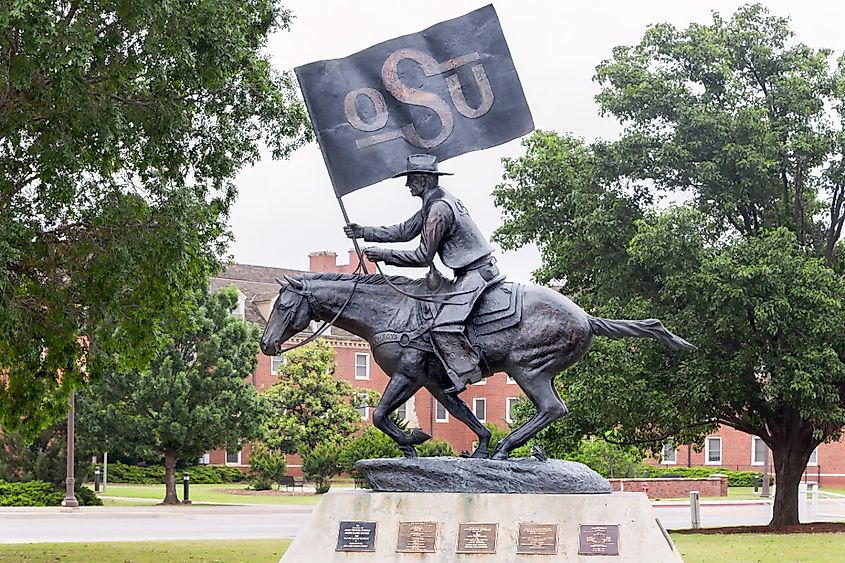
[398,445,418,458]
[470,449,488,459]
[490,450,508,461]
[409,428,431,445]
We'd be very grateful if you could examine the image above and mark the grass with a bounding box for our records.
[0,539,291,562]
[673,532,845,562]
[99,483,321,506]
[2,534,843,562]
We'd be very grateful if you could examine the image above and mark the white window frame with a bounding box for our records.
[472,377,486,386]
[270,354,286,376]
[225,448,241,466]
[473,398,487,422]
[355,393,369,421]
[808,446,819,467]
[435,401,448,423]
[505,397,519,424]
[355,353,370,380]
[705,437,722,465]
[751,437,767,466]
[198,453,210,465]
[661,442,677,465]
[506,375,517,385]
[395,401,407,422]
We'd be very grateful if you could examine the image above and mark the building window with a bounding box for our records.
[751,437,767,466]
[809,447,819,467]
[705,437,722,465]
[198,453,210,465]
[435,401,448,422]
[661,442,677,465]
[473,398,487,422]
[355,353,370,380]
[356,393,369,421]
[506,397,519,424]
[506,375,517,385]
[270,355,286,376]
[395,401,407,422]
[226,448,241,466]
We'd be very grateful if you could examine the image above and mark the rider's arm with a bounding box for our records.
[362,210,423,243]
[381,201,453,267]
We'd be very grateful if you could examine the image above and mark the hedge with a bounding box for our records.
[0,480,101,506]
[104,462,247,484]
[639,465,769,486]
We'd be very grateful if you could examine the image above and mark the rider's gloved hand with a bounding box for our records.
[343,223,364,239]
[363,247,389,263]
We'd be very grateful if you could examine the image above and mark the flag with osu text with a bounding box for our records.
[295,4,534,196]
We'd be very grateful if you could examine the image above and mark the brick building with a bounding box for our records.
[207,251,523,475]
[655,424,845,486]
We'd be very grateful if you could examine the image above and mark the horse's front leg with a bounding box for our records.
[426,378,491,459]
[372,371,424,457]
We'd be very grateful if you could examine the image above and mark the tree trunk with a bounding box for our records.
[161,450,180,505]
[769,440,813,526]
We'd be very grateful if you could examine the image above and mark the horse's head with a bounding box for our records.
[259,275,313,356]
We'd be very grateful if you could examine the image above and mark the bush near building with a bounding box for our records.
[0,481,101,507]
[104,462,247,485]
[641,466,766,487]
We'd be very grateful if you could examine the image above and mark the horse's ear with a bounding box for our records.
[274,277,285,287]
[284,274,304,290]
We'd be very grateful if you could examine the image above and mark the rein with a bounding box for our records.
[374,262,474,305]
[277,276,360,354]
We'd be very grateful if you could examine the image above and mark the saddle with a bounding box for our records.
[371,279,524,352]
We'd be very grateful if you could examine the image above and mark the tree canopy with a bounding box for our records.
[493,4,845,525]
[262,340,367,455]
[77,286,266,504]
[0,0,311,434]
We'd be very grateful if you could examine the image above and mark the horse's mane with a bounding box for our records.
[304,271,424,287]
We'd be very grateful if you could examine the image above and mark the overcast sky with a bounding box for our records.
[227,1,845,282]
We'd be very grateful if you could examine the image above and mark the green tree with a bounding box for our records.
[263,341,365,455]
[0,0,310,435]
[493,5,845,525]
[77,286,267,504]
[248,442,287,490]
[301,441,341,494]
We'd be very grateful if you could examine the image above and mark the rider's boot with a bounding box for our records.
[432,331,481,394]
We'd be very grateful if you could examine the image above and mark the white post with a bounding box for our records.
[103,451,108,493]
[620,481,624,492]
[690,491,701,529]
[811,483,819,521]
[798,483,808,523]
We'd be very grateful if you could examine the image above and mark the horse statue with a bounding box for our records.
[259,272,695,460]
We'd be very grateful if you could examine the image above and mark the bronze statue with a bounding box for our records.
[344,154,500,394]
[260,156,695,460]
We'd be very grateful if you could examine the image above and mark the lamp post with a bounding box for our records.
[62,391,79,508]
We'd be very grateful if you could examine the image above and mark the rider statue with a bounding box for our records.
[344,154,501,395]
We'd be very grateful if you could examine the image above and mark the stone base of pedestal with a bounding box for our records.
[280,490,683,562]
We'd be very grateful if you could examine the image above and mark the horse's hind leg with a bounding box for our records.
[426,382,492,458]
[373,371,424,457]
[490,369,567,460]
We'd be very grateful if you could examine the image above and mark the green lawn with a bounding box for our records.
[1,534,842,562]
[674,533,845,562]
[100,483,321,506]
[0,539,291,562]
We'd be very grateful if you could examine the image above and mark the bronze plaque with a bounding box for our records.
[336,521,377,552]
[578,524,619,556]
[456,522,497,554]
[397,521,438,553]
[517,523,558,555]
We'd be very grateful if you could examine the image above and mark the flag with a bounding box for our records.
[295,4,534,196]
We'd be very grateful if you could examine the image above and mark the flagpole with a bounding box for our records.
[336,196,369,274]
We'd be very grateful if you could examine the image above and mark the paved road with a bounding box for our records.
[0,505,311,543]
[3,499,842,543]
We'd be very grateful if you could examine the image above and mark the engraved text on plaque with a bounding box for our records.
[456,523,497,554]
[578,524,620,556]
[517,523,558,555]
[336,521,377,552]
[397,521,438,553]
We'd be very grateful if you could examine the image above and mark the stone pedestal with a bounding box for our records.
[280,490,683,562]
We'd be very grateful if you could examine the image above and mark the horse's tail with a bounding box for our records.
[587,316,697,351]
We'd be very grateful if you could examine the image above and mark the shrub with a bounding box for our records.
[0,481,63,506]
[416,440,455,457]
[75,486,103,506]
[639,465,770,486]
[249,443,287,489]
[339,428,401,477]
[302,442,341,494]
[105,461,246,484]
